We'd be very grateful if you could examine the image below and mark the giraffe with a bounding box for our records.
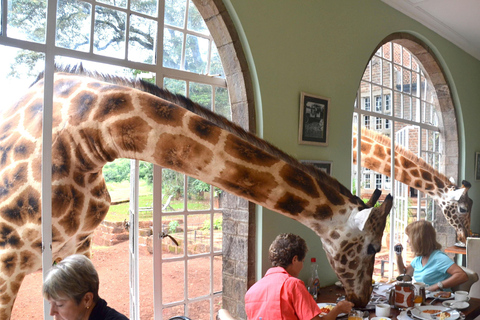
[0,67,392,318]
[353,127,472,243]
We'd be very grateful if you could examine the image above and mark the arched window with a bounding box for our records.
[0,1,252,319]
[352,35,459,279]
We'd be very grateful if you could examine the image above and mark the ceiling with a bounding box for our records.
[382,0,480,61]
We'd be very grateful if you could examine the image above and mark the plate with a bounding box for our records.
[371,317,391,320]
[317,303,346,317]
[427,292,455,300]
[442,300,469,310]
[454,242,466,248]
[410,305,460,320]
[335,281,344,288]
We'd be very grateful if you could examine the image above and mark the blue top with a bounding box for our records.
[411,250,454,288]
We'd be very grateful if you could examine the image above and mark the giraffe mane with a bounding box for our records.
[34,64,364,205]
[360,127,451,186]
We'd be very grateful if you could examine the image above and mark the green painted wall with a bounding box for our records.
[224,0,480,285]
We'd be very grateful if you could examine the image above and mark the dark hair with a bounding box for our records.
[269,233,308,268]
[405,220,442,256]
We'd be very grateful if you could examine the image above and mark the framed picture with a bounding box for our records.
[298,92,330,146]
[300,160,333,175]
[475,152,480,181]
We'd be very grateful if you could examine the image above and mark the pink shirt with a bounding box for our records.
[245,267,320,320]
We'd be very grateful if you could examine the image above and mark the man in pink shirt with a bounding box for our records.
[245,233,353,320]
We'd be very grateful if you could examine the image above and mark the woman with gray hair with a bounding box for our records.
[43,254,128,320]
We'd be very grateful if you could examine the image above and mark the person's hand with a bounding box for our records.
[394,243,403,255]
[334,300,354,315]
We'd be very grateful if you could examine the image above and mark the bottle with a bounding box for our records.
[308,257,320,300]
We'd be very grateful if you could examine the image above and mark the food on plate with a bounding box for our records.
[434,291,452,298]
[421,309,451,319]
[319,305,334,315]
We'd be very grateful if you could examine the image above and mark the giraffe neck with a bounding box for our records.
[43,73,366,235]
[353,127,452,200]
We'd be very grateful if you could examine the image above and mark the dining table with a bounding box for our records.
[317,284,480,320]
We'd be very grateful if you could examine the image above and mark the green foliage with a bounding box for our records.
[202,218,222,231]
[169,220,179,233]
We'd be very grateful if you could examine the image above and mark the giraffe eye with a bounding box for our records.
[367,243,380,255]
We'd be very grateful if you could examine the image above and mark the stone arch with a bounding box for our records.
[192,1,256,318]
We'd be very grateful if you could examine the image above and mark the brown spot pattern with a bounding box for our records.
[0,187,41,226]
[140,96,186,127]
[274,192,308,216]
[154,133,213,176]
[188,117,221,145]
[83,199,109,231]
[313,204,334,220]
[110,117,151,154]
[224,135,280,167]
[93,92,134,122]
[0,163,28,202]
[279,165,319,198]
[68,92,97,125]
[213,161,278,204]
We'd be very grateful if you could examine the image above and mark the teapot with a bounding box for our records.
[393,274,415,308]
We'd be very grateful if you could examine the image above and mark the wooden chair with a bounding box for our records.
[466,237,480,298]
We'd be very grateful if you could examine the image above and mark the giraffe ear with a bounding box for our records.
[449,177,456,184]
[349,207,373,231]
[448,187,465,201]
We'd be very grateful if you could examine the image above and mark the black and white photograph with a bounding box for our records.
[298,92,330,146]
[300,160,333,175]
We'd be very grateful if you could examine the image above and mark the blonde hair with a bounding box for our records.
[43,254,99,304]
[405,220,442,257]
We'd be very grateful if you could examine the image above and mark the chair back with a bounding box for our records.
[452,266,479,293]
[217,309,236,320]
[467,237,480,298]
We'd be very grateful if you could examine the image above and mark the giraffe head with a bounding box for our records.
[319,193,393,307]
[439,179,472,243]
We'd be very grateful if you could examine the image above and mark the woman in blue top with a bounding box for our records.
[395,220,468,292]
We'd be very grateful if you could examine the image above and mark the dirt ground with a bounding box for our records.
[11,240,220,320]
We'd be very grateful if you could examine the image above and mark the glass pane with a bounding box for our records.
[94,6,126,59]
[129,14,157,64]
[215,87,231,120]
[188,257,210,297]
[403,69,411,93]
[213,213,222,252]
[412,97,419,122]
[403,47,411,68]
[393,43,402,64]
[131,0,158,17]
[162,168,184,211]
[187,0,208,34]
[371,56,381,85]
[185,34,209,74]
[214,295,222,316]
[8,0,47,43]
[55,56,135,77]
[411,71,419,97]
[56,0,91,52]
[360,83,371,111]
[98,0,127,8]
[162,214,184,253]
[187,177,211,211]
[362,61,371,82]
[163,28,184,69]
[383,42,392,60]
[188,300,210,320]
[383,60,392,88]
[190,82,212,109]
[209,43,224,77]
[0,46,45,107]
[214,256,222,292]
[164,77,186,95]
[383,89,392,115]
[394,65,402,91]
[394,91,402,118]
[163,305,185,319]
[372,86,382,113]
[187,214,210,255]
[165,0,186,28]
[163,260,185,303]
[403,95,411,120]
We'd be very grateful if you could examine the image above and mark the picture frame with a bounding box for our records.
[300,160,333,175]
[475,152,480,181]
[298,92,330,146]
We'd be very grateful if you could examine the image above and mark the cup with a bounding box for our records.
[455,290,470,302]
[413,282,426,306]
[348,310,363,320]
[375,303,391,317]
